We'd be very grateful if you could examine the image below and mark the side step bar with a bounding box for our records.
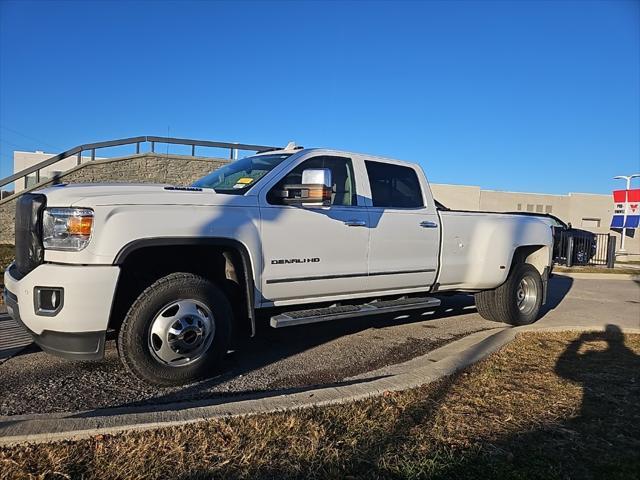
[270,296,441,329]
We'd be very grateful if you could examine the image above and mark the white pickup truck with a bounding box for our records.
[4,145,553,385]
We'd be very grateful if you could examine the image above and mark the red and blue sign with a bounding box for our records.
[611,189,640,229]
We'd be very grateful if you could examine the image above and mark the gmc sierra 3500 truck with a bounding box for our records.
[4,145,553,385]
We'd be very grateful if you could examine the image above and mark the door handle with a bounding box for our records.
[420,220,438,228]
[344,219,367,227]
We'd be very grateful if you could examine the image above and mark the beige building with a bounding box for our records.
[431,183,639,257]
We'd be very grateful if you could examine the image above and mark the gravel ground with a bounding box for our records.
[2,275,637,417]
[0,294,501,416]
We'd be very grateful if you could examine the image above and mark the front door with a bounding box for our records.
[259,155,370,304]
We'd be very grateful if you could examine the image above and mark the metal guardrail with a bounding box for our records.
[0,135,279,203]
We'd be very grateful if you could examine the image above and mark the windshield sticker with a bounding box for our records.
[232,177,255,189]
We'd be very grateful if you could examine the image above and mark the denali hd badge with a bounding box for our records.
[271,258,320,265]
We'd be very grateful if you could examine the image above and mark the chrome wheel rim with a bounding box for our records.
[516,276,537,315]
[148,299,215,367]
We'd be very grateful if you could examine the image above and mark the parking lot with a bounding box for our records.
[1,275,638,417]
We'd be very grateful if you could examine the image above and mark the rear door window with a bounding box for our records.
[365,161,424,208]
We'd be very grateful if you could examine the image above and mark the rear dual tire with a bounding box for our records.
[474,263,543,326]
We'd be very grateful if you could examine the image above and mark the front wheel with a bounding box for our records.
[117,273,232,386]
[474,263,543,326]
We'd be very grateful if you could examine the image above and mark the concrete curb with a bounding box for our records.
[2,325,638,446]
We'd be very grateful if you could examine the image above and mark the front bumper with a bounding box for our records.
[3,262,120,360]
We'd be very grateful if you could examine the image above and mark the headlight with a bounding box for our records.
[43,208,94,251]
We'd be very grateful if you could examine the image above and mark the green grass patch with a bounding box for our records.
[2,330,639,479]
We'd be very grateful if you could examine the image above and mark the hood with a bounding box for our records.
[36,183,228,207]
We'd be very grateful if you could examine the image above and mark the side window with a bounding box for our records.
[365,161,424,208]
[268,156,357,206]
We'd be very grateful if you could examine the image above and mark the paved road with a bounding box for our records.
[535,275,639,330]
[0,275,638,417]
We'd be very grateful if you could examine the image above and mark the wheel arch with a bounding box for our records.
[509,244,551,304]
[110,237,257,337]
[510,244,551,275]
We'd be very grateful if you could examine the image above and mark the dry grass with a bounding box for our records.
[555,265,639,275]
[2,330,639,479]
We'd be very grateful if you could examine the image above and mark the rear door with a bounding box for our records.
[362,159,440,292]
[258,154,371,304]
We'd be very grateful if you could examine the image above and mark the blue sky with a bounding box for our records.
[0,0,638,195]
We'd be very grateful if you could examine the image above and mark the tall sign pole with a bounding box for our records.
[612,174,640,253]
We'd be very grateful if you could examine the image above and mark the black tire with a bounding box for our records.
[474,288,496,321]
[574,248,588,265]
[117,272,232,386]
[475,263,543,326]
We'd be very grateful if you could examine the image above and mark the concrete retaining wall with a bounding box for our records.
[0,153,229,244]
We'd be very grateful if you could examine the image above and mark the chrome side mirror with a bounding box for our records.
[278,168,332,207]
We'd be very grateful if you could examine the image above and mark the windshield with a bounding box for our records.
[192,153,292,194]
